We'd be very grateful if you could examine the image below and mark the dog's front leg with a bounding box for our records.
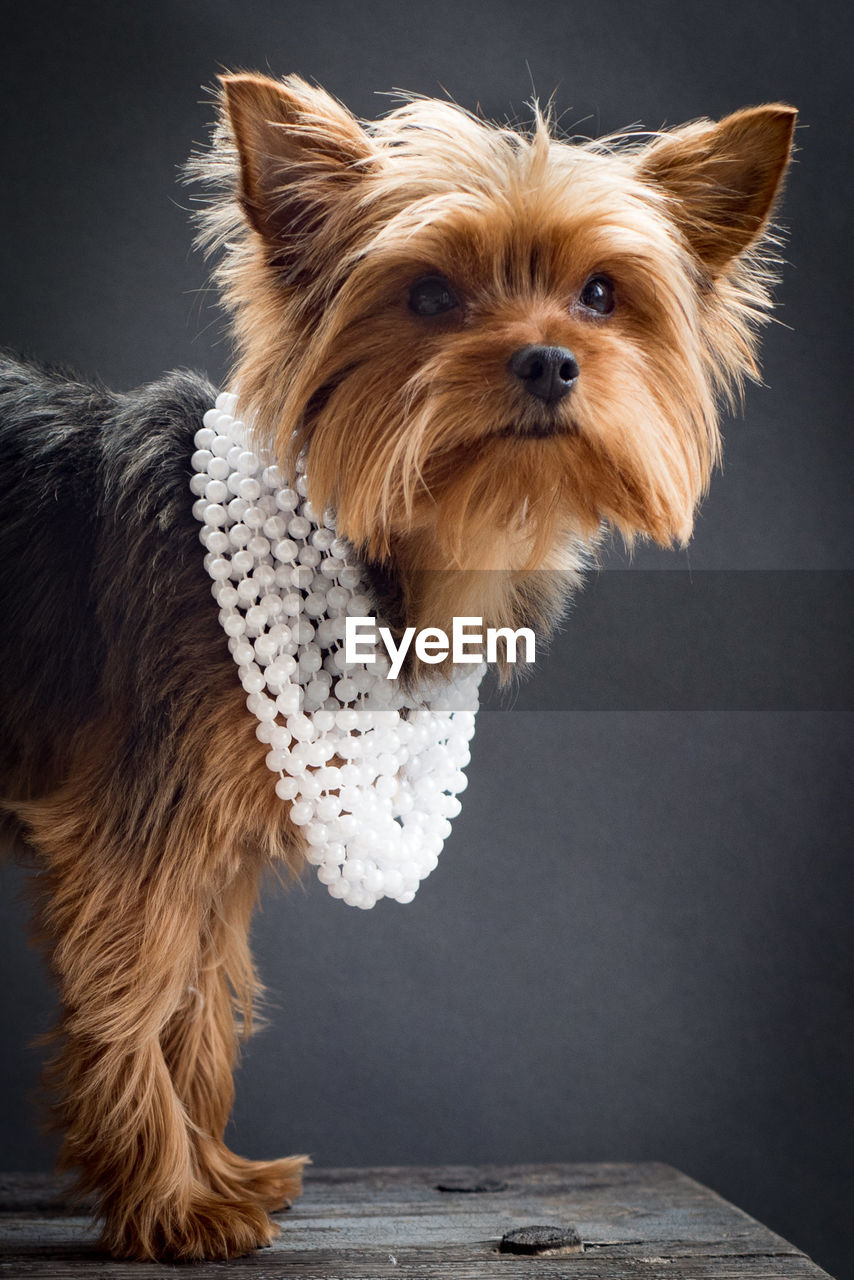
[20,779,293,1260]
[160,865,307,1220]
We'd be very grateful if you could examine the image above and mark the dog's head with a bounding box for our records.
[193,75,794,630]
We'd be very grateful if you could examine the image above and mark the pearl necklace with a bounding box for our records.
[190,391,483,909]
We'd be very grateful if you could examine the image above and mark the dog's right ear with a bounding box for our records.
[221,73,375,251]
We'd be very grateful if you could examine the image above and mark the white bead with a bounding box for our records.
[205,479,228,504]
[338,566,362,589]
[383,869,404,897]
[231,548,253,574]
[251,693,277,721]
[211,434,232,457]
[254,634,278,662]
[223,613,246,637]
[238,477,261,502]
[244,505,267,529]
[276,687,302,717]
[315,795,342,822]
[204,529,229,554]
[260,592,283,617]
[237,450,261,475]
[240,664,265,693]
[325,586,350,611]
[208,557,231,580]
[288,515,311,540]
[298,772,322,800]
[298,544,321,567]
[301,594,325,621]
[269,724,292,750]
[273,539,298,562]
[334,677,358,703]
[287,714,315,742]
[310,527,335,553]
[277,768,300,798]
[265,657,296,689]
[336,813,359,839]
[276,488,299,511]
[307,680,331,706]
[287,743,312,770]
[263,516,288,540]
[289,801,315,826]
[204,503,228,527]
[306,740,330,766]
[191,448,213,471]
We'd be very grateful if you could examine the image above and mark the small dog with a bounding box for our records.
[0,74,795,1259]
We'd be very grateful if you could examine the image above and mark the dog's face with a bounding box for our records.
[196,76,794,602]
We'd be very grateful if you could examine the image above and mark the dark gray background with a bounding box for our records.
[1,0,851,1275]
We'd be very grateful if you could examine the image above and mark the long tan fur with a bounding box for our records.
[3,75,794,1260]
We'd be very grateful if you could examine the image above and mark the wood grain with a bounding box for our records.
[0,1163,834,1278]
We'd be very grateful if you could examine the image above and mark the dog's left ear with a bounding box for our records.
[637,104,797,272]
[221,72,375,254]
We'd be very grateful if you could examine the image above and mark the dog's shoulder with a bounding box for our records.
[100,366,219,532]
[0,350,217,515]
[0,354,223,775]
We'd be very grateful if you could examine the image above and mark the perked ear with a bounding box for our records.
[638,104,797,272]
[221,73,374,248]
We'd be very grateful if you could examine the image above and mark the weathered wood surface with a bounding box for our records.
[0,1163,834,1278]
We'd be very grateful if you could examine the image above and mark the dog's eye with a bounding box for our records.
[409,276,460,317]
[579,275,616,315]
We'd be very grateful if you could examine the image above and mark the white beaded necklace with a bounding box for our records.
[190,391,483,909]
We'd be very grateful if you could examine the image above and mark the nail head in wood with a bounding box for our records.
[499,1224,584,1256]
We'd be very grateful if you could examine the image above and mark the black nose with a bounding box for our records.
[509,345,579,405]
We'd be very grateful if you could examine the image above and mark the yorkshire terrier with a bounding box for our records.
[0,74,795,1259]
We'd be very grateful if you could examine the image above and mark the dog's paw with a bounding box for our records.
[103,1194,279,1261]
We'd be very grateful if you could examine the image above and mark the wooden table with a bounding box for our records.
[0,1163,833,1278]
